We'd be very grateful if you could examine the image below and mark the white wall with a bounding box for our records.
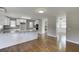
[47,16,56,37]
[67,13,79,44]
[47,13,79,44]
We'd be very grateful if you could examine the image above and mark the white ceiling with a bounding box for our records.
[5,7,79,19]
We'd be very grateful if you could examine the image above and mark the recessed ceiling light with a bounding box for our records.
[35,8,47,14]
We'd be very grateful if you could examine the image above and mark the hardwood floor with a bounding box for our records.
[66,41,79,52]
[0,35,79,52]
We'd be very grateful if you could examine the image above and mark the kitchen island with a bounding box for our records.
[0,31,38,49]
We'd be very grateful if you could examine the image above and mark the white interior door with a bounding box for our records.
[56,14,66,51]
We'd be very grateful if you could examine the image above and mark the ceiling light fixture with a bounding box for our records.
[38,10,44,13]
[36,8,47,14]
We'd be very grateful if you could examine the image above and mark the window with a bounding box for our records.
[29,22,33,28]
[10,20,16,27]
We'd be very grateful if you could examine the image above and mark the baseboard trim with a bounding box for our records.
[67,40,79,45]
[47,34,79,45]
[47,34,57,38]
